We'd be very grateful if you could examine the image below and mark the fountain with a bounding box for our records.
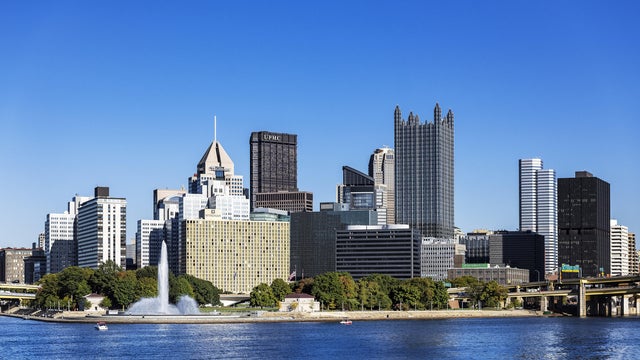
[126,241,200,315]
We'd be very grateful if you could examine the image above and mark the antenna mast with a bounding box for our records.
[214,115,217,144]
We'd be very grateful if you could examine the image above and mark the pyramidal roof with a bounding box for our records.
[197,140,234,176]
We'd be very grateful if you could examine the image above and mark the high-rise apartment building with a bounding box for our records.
[369,147,395,224]
[610,219,629,276]
[249,131,312,212]
[394,104,454,239]
[519,159,558,274]
[77,187,127,269]
[558,171,610,278]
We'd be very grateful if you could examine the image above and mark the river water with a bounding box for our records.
[2,315,638,359]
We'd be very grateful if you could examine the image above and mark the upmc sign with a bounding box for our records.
[263,133,282,142]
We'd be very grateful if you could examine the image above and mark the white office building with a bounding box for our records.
[77,187,127,269]
[610,219,629,276]
[369,147,395,224]
[519,158,557,274]
[45,212,76,274]
[136,219,165,268]
[420,238,466,281]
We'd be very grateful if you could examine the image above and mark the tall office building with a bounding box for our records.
[519,159,558,274]
[629,232,638,275]
[136,219,165,268]
[394,104,454,239]
[337,166,386,224]
[369,147,395,224]
[610,219,629,276]
[489,231,545,282]
[249,131,312,212]
[420,238,466,281]
[558,171,610,278]
[44,195,91,274]
[77,187,127,269]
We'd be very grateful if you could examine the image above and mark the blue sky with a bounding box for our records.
[1,1,638,248]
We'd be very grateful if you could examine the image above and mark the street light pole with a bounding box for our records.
[534,270,540,282]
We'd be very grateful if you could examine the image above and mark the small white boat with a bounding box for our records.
[339,320,352,325]
[95,322,108,331]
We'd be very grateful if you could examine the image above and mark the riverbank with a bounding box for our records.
[2,308,540,324]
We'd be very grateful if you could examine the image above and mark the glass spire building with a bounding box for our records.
[394,103,454,239]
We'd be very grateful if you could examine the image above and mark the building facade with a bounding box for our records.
[489,231,545,282]
[249,131,301,211]
[420,238,465,281]
[369,147,395,224]
[254,191,313,213]
[459,232,491,264]
[0,247,39,283]
[337,166,387,225]
[394,104,454,239]
[180,218,290,294]
[629,232,638,275]
[45,212,76,274]
[77,187,127,269]
[136,219,165,268]
[519,159,558,274]
[290,203,378,279]
[447,265,529,285]
[335,225,421,280]
[558,171,610,278]
[610,219,629,276]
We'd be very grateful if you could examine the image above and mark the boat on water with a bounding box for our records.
[339,320,352,325]
[95,322,108,331]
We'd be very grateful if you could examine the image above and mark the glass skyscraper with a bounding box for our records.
[519,158,558,274]
[394,103,454,239]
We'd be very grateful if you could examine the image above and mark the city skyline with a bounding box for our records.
[1,2,639,247]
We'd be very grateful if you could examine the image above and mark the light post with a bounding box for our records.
[534,270,540,282]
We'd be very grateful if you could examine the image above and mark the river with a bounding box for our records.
[2,315,638,359]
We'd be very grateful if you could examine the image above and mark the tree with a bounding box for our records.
[362,274,400,295]
[391,282,421,310]
[480,281,508,308]
[270,278,291,302]
[180,274,221,306]
[450,275,480,288]
[312,272,357,310]
[57,266,93,309]
[34,274,61,309]
[169,276,194,303]
[112,271,139,309]
[136,277,158,298]
[90,261,121,296]
[292,277,314,294]
[100,296,112,309]
[135,266,158,281]
[250,283,276,308]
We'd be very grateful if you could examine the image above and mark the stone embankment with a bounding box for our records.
[3,308,538,324]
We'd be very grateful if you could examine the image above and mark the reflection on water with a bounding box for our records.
[2,316,640,359]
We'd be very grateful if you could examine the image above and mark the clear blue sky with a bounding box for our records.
[1,1,638,248]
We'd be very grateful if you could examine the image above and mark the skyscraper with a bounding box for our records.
[77,187,127,269]
[249,131,312,212]
[369,147,395,224]
[519,159,558,274]
[558,171,610,278]
[394,103,454,239]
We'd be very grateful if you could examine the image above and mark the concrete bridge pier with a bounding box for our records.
[540,296,548,312]
[578,280,586,317]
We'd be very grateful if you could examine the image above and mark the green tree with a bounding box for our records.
[136,277,158,298]
[391,282,421,310]
[450,275,480,288]
[100,296,112,309]
[89,261,121,296]
[135,266,158,281]
[250,283,276,308]
[312,272,356,310]
[169,276,194,303]
[180,274,221,306]
[480,281,508,308]
[362,274,400,295]
[270,278,291,302]
[34,273,61,309]
[57,266,93,309]
[112,271,139,309]
[292,277,314,294]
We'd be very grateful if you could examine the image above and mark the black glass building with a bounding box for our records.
[250,131,300,211]
[558,171,610,278]
[394,103,454,239]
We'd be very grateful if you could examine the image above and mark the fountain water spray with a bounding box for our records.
[126,241,200,315]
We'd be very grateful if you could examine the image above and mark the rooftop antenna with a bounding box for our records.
[214,115,217,144]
